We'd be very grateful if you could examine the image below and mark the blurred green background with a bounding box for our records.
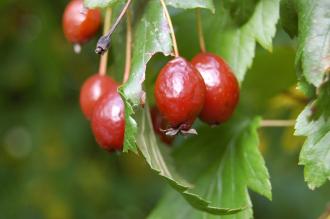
[0,0,329,219]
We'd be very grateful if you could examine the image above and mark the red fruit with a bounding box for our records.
[151,107,174,145]
[62,0,101,44]
[154,57,206,131]
[91,91,125,151]
[80,74,118,119]
[191,52,240,124]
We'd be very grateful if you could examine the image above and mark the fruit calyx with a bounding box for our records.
[161,126,198,137]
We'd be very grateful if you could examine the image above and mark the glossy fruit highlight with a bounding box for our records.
[154,57,206,131]
[62,0,101,44]
[91,91,125,151]
[80,74,118,119]
[191,52,239,124]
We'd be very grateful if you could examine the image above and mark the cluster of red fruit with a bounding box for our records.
[62,0,240,152]
[153,54,239,143]
[63,0,125,152]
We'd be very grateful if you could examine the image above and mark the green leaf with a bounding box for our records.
[314,80,330,118]
[148,117,271,219]
[165,0,215,12]
[119,0,172,153]
[294,0,330,189]
[136,105,245,215]
[223,0,260,26]
[148,190,253,219]
[84,0,120,8]
[280,0,298,38]
[295,80,330,189]
[296,0,330,87]
[295,105,330,189]
[206,0,280,82]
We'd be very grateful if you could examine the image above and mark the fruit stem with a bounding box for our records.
[260,120,295,127]
[99,8,112,76]
[95,0,132,55]
[159,0,179,57]
[123,9,132,83]
[196,8,206,53]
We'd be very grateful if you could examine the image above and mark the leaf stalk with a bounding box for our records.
[123,9,132,83]
[196,8,206,53]
[159,0,179,57]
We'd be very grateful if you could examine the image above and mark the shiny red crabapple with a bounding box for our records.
[91,91,125,151]
[151,106,174,145]
[62,0,101,44]
[154,57,206,133]
[191,52,239,125]
[79,74,118,119]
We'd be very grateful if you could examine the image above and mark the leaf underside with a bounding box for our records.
[295,80,330,189]
[294,0,330,189]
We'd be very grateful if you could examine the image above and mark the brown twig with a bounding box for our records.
[99,8,112,76]
[95,0,132,55]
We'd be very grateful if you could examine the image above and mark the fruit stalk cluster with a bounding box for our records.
[62,0,240,151]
